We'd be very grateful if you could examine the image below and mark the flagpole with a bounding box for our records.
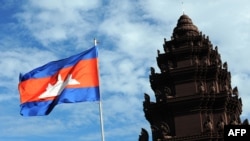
[94,38,105,141]
[99,98,105,141]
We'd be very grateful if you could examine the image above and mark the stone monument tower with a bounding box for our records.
[138,14,249,141]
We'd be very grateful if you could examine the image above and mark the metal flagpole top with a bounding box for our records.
[94,38,98,46]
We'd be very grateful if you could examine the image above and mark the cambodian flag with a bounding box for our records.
[18,46,100,116]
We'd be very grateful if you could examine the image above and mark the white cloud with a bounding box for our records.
[0,116,65,137]
[16,0,101,47]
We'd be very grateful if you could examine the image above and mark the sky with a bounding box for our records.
[0,0,250,141]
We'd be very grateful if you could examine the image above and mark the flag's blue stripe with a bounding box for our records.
[58,86,100,103]
[20,87,100,116]
[20,100,54,116]
[20,46,98,81]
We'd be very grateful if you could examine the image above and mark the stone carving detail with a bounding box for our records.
[209,81,216,94]
[203,56,210,66]
[230,115,238,125]
[164,86,171,96]
[163,38,173,53]
[216,115,225,131]
[223,83,232,94]
[151,125,161,141]
[199,81,205,94]
[215,46,218,52]
[203,115,213,132]
[232,86,238,97]
[151,123,171,140]
[223,62,228,70]
[143,93,150,112]
[242,119,249,125]
[193,56,199,66]
[139,128,149,141]
[150,67,155,75]
[161,122,170,137]
[160,64,168,73]
[155,90,164,102]
[144,93,150,103]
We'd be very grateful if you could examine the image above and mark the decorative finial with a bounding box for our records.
[182,1,185,15]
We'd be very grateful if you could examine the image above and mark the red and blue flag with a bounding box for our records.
[18,46,100,116]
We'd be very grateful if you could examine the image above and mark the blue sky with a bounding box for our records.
[0,0,250,141]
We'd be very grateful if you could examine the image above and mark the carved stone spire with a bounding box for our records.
[139,14,246,141]
[173,14,199,39]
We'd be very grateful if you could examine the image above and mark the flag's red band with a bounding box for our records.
[18,58,99,104]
